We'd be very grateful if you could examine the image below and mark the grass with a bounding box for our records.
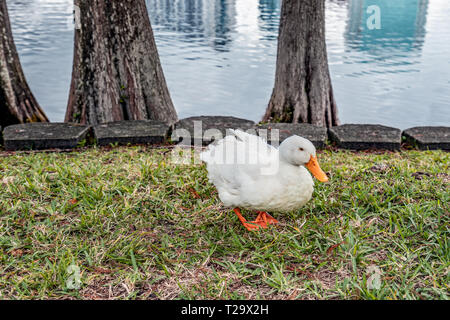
[0,145,448,300]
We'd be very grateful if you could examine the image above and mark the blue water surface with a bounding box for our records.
[6,0,450,129]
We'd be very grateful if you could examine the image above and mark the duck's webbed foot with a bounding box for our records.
[233,208,278,231]
[255,211,279,226]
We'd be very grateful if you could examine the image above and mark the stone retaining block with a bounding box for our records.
[3,123,90,151]
[173,116,255,145]
[94,120,169,146]
[328,124,402,151]
[256,123,328,149]
[2,120,449,152]
[402,126,450,150]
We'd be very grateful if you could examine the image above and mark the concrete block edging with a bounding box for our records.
[1,118,449,152]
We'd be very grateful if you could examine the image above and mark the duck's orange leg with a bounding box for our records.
[233,208,266,231]
[255,211,279,226]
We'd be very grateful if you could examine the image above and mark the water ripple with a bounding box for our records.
[5,0,450,128]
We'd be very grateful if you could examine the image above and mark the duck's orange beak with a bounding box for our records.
[305,155,329,182]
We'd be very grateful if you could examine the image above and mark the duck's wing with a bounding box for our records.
[228,129,279,168]
[200,130,278,167]
[200,135,243,200]
[200,130,279,192]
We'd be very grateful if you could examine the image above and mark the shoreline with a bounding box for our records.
[1,117,449,153]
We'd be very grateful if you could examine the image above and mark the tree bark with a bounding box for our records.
[65,0,178,125]
[0,0,48,128]
[263,0,339,128]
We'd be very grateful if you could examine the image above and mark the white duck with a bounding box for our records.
[200,130,329,231]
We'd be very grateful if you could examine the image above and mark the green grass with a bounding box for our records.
[0,146,448,300]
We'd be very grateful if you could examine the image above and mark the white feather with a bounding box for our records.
[200,130,315,212]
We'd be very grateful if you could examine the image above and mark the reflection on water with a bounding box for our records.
[148,0,237,52]
[346,0,428,53]
[6,0,74,123]
[147,0,280,121]
[333,0,449,127]
[5,0,450,128]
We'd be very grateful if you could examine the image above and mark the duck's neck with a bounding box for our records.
[280,162,314,189]
[279,159,310,178]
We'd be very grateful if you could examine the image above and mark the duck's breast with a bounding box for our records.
[239,165,314,212]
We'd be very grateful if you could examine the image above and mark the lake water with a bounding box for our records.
[6,0,450,129]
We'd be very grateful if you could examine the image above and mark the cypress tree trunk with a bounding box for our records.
[263,0,339,128]
[0,0,48,128]
[65,0,178,125]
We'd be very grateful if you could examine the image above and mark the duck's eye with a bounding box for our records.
[299,147,304,151]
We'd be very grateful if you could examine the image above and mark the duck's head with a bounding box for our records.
[279,136,329,182]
